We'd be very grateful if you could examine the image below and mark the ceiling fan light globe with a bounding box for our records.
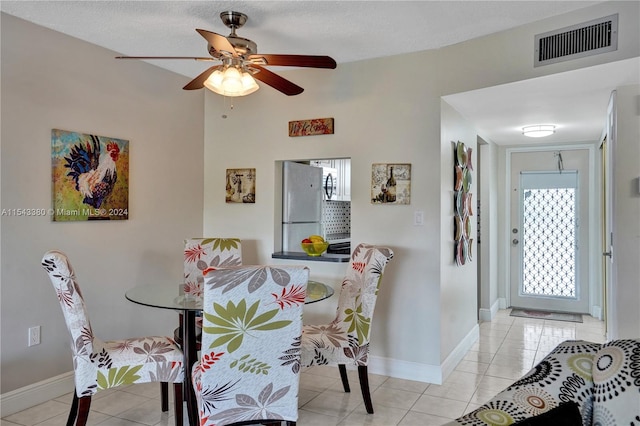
[209,70,224,86]
[204,68,259,97]
[221,67,242,94]
[240,72,259,95]
[203,70,226,95]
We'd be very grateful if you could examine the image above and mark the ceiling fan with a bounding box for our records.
[116,11,337,96]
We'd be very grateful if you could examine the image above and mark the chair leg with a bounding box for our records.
[75,395,92,426]
[161,382,169,411]
[358,365,374,414]
[173,382,183,426]
[338,364,351,392]
[66,391,79,426]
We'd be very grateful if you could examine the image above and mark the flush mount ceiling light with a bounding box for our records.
[522,125,556,138]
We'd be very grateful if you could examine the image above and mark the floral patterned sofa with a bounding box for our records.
[445,339,640,426]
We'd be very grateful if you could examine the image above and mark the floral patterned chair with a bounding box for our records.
[41,250,185,426]
[177,238,243,345]
[301,243,394,414]
[192,264,309,426]
[183,238,243,296]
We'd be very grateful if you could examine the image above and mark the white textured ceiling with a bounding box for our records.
[2,1,638,145]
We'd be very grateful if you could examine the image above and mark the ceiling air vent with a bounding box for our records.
[534,14,618,67]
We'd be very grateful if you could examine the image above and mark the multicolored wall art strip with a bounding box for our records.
[454,141,473,265]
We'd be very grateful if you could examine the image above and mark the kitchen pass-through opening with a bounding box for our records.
[279,159,351,258]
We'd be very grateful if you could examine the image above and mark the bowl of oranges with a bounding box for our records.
[301,235,329,257]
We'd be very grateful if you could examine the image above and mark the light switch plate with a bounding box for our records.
[414,210,424,226]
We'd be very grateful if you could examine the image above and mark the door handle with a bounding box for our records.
[603,251,612,257]
[325,174,334,200]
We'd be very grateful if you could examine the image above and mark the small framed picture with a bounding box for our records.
[225,168,256,203]
[371,163,411,204]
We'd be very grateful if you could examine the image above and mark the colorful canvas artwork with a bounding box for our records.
[226,168,256,203]
[454,140,473,265]
[371,163,411,204]
[51,129,129,221]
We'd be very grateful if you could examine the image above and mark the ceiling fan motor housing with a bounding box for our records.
[209,36,257,57]
[220,11,247,30]
[209,11,257,57]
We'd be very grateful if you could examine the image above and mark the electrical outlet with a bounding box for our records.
[28,326,41,347]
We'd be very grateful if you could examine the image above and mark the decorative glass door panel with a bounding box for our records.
[521,177,577,298]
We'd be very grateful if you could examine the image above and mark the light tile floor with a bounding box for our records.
[2,309,606,426]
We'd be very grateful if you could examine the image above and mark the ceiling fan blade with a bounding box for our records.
[196,29,237,57]
[248,54,336,69]
[183,65,222,90]
[251,65,304,96]
[116,56,215,61]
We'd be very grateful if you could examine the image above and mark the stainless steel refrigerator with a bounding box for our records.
[282,161,323,252]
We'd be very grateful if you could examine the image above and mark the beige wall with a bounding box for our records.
[440,101,480,363]
[1,14,205,393]
[478,139,500,319]
[612,84,640,338]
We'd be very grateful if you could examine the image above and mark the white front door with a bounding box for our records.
[509,151,590,314]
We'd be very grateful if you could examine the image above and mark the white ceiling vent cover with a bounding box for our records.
[534,14,618,67]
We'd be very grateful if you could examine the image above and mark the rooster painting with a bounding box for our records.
[64,135,119,209]
[51,129,128,221]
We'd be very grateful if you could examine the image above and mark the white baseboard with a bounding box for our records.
[368,355,443,385]
[499,298,507,309]
[440,324,480,382]
[368,324,480,386]
[479,299,501,322]
[0,371,74,416]
[591,305,602,320]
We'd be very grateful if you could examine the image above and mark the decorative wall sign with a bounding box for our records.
[226,168,256,203]
[288,117,334,137]
[51,129,129,221]
[453,141,472,265]
[371,163,411,204]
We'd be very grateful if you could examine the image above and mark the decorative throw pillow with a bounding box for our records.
[513,401,582,426]
[591,339,640,426]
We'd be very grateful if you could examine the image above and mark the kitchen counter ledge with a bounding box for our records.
[271,251,350,263]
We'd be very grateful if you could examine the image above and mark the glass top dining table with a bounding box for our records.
[125,279,334,426]
[125,280,334,311]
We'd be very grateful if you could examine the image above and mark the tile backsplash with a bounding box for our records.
[322,200,351,235]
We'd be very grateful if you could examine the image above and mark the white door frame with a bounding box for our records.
[504,144,599,315]
[603,91,618,339]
